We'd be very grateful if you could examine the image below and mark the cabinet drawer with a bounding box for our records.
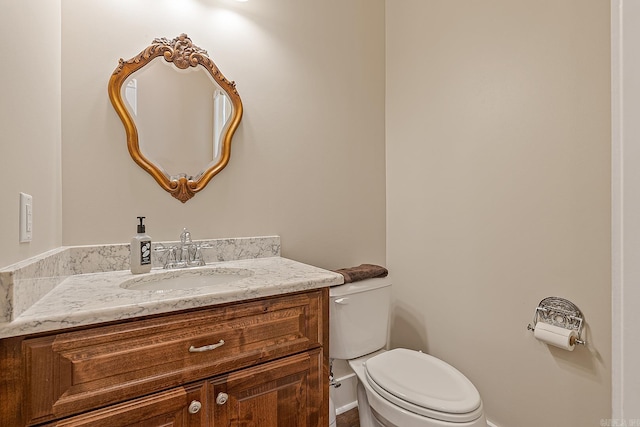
[22,290,324,425]
[43,382,206,427]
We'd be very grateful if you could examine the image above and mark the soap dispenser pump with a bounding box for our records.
[131,216,152,274]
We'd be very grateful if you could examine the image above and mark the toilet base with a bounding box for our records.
[356,379,385,427]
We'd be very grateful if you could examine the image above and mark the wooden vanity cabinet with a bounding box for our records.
[0,289,329,427]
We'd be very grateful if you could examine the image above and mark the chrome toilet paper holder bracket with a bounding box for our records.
[526,297,586,346]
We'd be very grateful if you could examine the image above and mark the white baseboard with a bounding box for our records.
[335,400,358,415]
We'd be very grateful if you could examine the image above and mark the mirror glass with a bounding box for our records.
[122,59,233,178]
[109,34,242,202]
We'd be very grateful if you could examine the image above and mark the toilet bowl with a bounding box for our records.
[349,349,486,427]
[329,278,487,427]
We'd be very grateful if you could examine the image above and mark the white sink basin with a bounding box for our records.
[121,268,253,291]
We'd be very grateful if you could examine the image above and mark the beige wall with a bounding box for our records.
[386,1,611,426]
[58,0,386,270]
[0,0,62,268]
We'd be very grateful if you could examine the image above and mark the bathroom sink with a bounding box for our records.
[120,268,253,291]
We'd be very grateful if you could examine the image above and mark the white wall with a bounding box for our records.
[0,0,62,268]
[612,0,640,420]
[386,1,611,426]
[55,0,386,270]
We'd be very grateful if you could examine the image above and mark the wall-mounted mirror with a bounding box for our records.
[108,34,243,202]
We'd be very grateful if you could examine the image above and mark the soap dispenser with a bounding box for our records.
[131,216,152,274]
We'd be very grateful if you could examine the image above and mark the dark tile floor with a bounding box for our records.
[336,407,360,427]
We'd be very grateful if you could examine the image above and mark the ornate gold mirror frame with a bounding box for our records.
[108,34,243,203]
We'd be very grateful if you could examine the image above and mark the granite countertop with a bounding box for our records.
[0,237,344,339]
[0,257,343,339]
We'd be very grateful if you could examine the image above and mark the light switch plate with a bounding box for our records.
[19,192,32,243]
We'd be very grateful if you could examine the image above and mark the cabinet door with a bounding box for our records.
[210,349,324,427]
[46,383,207,427]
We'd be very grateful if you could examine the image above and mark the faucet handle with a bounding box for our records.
[153,243,167,252]
[180,228,193,245]
[193,246,205,266]
[158,246,178,269]
[167,247,177,264]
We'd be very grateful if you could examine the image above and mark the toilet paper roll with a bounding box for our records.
[533,322,577,351]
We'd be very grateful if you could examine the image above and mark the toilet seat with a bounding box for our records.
[364,348,483,423]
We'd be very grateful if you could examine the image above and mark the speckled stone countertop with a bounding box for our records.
[0,236,343,339]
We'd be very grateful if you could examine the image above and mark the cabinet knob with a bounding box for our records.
[188,400,202,414]
[216,392,229,405]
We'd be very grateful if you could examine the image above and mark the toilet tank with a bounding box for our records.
[329,277,392,360]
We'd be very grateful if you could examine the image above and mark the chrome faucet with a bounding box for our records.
[155,228,207,269]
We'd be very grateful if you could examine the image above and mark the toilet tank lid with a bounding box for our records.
[329,277,392,297]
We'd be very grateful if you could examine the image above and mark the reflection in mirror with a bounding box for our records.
[109,34,243,202]
[122,59,227,177]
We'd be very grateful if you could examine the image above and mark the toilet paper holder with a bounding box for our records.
[526,297,586,346]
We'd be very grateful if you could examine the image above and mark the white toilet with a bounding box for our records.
[329,277,487,427]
